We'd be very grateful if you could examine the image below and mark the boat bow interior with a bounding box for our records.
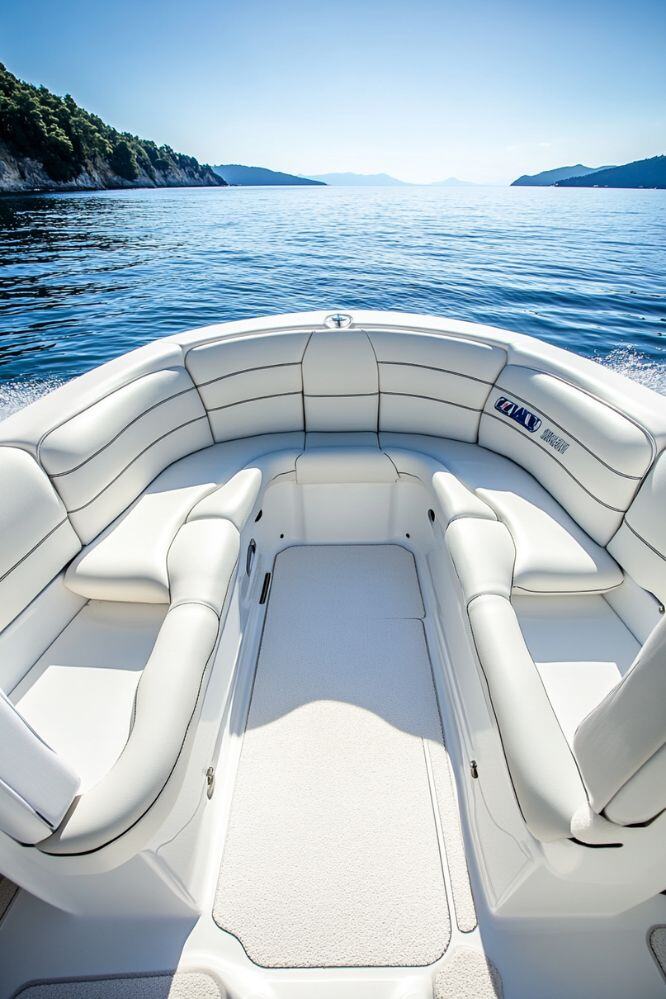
[1,309,665,997]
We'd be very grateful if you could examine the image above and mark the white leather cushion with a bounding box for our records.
[65,438,301,604]
[604,743,666,826]
[0,447,80,632]
[41,601,219,855]
[574,614,666,814]
[608,450,666,604]
[0,688,80,844]
[383,448,497,526]
[302,331,379,432]
[446,520,515,604]
[187,450,298,527]
[65,480,214,603]
[369,330,505,441]
[382,434,622,594]
[480,366,653,543]
[185,331,309,442]
[39,367,212,544]
[168,519,240,615]
[296,448,397,483]
[481,487,622,594]
[468,594,588,841]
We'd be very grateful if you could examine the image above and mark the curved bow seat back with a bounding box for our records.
[185,332,310,441]
[608,450,666,604]
[480,366,654,544]
[0,447,80,633]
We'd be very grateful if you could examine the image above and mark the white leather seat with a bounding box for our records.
[383,433,623,595]
[66,434,302,604]
[39,516,240,854]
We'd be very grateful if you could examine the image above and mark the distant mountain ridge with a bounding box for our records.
[306,172,407,186]
[0,62,224,193]
[555,155,666,189]
[213,164,325,186]
[511,164,613,187]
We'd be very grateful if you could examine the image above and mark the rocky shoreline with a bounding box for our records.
[0,141,225,194]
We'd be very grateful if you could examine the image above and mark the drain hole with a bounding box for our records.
[254,509,263,522]
[428,508,435,523]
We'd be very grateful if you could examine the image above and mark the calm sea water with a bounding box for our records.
[1,184,665,416]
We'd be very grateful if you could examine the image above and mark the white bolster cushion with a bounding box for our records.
[0,689,80,844]
[446,519,515,604]
[296,447,398,484]
[467,594,588,841]
[186,450,299,529]
[383,448,496,526]
[168,519,240,614]
[573,615,666,814]
[40,603,219,855]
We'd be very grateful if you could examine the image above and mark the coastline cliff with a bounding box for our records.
[0,63,224,194]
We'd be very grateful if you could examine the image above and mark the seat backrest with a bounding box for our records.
[0,688,80,844]
[369,330,506,442]
[480,365,654,544]
[573,614,666,825]
[0,446,80,634]
[39,365,212,544]
[608,450,666,604]
[185,331,310,442]
[301,331,379,433]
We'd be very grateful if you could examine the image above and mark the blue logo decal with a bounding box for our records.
[494,396,542,433]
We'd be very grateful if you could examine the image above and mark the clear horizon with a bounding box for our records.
[2,0,665,185]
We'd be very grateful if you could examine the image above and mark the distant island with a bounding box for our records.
[213,164,325,186]
[511,164,613,186]
[555,155,666,189]
[0,62,224,193]
[512,156,665,189]
[306,172,407,186]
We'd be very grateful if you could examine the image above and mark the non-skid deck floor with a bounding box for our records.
[213,545,454,968]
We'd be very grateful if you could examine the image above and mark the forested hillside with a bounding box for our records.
[0,62,224,192]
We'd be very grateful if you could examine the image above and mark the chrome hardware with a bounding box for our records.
[324,312,353,329]
[206,766,215,798]
[246,538,257,576]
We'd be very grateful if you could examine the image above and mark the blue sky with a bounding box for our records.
[2,0,665,183]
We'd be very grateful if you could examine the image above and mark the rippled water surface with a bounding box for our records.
[0,184,665,414]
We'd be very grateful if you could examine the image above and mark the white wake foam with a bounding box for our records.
[598,347,666,395]
[0,378,66,420]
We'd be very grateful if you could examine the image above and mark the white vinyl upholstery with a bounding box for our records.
[1,310,665,874]
[467,595,589,841]
[302,331,379,431]
[296,447,397,483]
[480,366,653,543]
[369,330,505,441]
[39,367,213,543]
[40,517,240,854]
[604,744,666,826]
[445,521,590,840]
[383,433,622,595]
[608,450,666,604]
[573,615,666,824]
[185,331,309,441]
[65,435,302,604]
[0,447,80,633]
[0,689,80,844]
